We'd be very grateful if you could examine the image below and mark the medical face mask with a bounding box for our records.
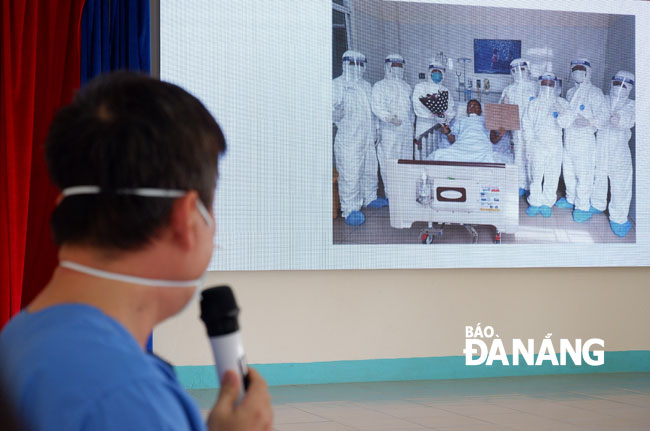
[58,186,214,289]
[540,85,555,99]
[431,71,443,83]
[572,70,586,83]
[511,66,526,82]
[611,84,629,103]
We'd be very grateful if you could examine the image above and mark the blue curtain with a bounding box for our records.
[80,0,152,353]
[81,0,150,84]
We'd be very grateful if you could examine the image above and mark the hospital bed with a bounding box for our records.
[384,159,518,244]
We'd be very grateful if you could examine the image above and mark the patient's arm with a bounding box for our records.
[441,124,456,144]
[489,127,506,144]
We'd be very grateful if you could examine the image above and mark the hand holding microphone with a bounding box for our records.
[201,286,273,430]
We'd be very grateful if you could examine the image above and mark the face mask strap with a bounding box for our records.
[60,260,202,288]
[60,186,214,228]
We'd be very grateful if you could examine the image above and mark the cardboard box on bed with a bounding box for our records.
[485,103,520,131]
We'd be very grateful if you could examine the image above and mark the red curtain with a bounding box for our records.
[1,0,85,328]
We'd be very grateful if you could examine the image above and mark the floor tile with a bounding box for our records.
[188,372,650,431]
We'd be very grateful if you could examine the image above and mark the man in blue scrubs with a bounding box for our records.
[0,72,272,431]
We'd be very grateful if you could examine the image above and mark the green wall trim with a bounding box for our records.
[175,350,650,389]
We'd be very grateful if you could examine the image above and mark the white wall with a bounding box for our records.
[349,1,621,100]
[154,1,647,370]
[155,267,650,366]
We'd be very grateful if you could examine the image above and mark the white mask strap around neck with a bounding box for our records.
[60,260,203,288]
[60,186,213,228]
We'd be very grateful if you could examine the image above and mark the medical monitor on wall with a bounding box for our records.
[474,39,521,74]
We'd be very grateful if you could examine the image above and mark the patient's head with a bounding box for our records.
[46,71,226,251]
[466,99,482,116]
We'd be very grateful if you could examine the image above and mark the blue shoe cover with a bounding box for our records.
[610,220,632,237]
[573,209,592,223]
[367,197,388,208]
[518,188,529,197]
[526,206,541,217]
[345,211,365,226]
[589,206,603,214]
[540,206,552,218]
[555,197,574,209]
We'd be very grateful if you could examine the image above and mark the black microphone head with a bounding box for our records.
[200,285,240,336]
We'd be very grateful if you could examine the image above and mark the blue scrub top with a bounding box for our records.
[0,304,206,431]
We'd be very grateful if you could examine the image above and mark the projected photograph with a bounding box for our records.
[474,39,521,74]
[332,1,636,246]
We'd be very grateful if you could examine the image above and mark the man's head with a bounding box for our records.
[510,58,530,83]
[428,60,445,84]
[342,50,367,81]
[47,71,226,252]
[570,58,591,84]
[384,54,405,80]
[610,70,635,101]
[466,99,482,116]
[538,72,557,99]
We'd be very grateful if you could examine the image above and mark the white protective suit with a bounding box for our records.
[592,71,635,224]
[428,114,496,163]
[412,60,455,157]
[333,50,378,218]
[372,55,414,200]
[522,74,574,208]
[499,58,538,191]
[563,58,608,212]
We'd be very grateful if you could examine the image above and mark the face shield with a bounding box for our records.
[385,57,405,80]
[510,62,529,82]
[538,73,557,99]
[610,72,634,105]
[342,52,367,82]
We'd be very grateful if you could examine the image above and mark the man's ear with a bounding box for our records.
[168,191,200,250]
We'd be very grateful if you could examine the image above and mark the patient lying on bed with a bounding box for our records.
[427,99,505,163]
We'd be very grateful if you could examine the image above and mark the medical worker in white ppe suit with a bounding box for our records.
[522,72,574,218]
[372,54,414,204]
[333,50,380,226]
[499,58,538,197]
[556,58,607,223]
[591,71,636,237]
[412,60,455,157]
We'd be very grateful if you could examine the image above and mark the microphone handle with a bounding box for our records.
[209,331,250,404]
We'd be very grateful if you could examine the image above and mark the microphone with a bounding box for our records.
[200,285,250,403]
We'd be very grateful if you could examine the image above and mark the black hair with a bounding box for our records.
[467,99,482,111]
[46,71,226,250]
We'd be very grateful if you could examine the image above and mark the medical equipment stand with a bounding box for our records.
[457,57,472,101]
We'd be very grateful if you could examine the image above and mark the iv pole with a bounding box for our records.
[457,57,472,102]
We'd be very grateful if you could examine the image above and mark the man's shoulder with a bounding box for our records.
[1,304,155,395]
[0,305,202,430]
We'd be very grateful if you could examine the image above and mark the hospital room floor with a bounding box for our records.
[189,372,650,430]
[333,194,636,245]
